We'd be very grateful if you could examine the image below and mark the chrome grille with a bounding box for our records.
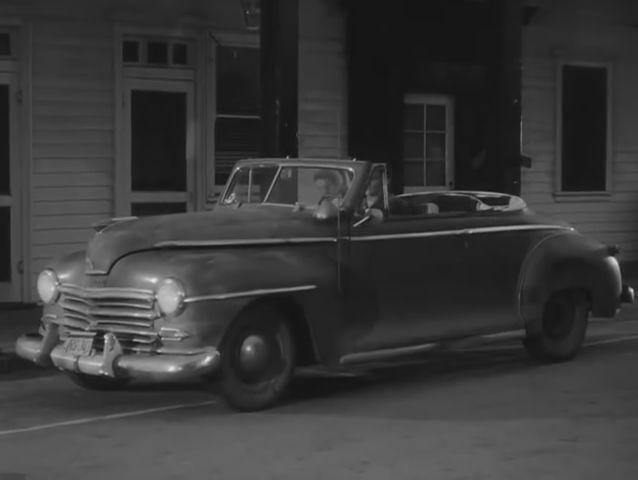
[55,284,160,352]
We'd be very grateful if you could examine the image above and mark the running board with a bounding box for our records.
[339,329,526,366]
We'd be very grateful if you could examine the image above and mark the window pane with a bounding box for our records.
[426,160,446,187]
[147,41,169,65]
[131,202,187,217]
[217,46,261,115]
[131,90,187,192]
[426,104,446,131]
[561,65,607,191]
[0,207,9,282]
[172,43,188,65]
[0,33,10,56]
[122,40,139,62]
[403,104,424,130]
[0,84,9,195]
[426,133,446,161]
[215,117,260,185]
[403,132,424,158]
[404,161,424,187]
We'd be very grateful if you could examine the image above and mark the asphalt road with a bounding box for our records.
[1,320,638,480]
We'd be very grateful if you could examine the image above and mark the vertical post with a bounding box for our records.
[260,0,299,157]
[491,0,523,194]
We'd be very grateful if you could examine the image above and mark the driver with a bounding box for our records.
[313,169,343,207]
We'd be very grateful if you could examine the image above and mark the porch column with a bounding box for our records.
[490,0,524,194]
[259,0,299,157]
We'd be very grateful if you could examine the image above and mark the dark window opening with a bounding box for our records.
[0,84,9,196]
[216,46,261,115]
[215,45,261,187]
[0,207,10,282]
[147,41,169,65]
[122,40,140,63]
[561,65,608,192]
[0,33,11,57]
[214,117,260,185]
[131,90,187,192]
[131,202,187,217]
[172,43,188,65]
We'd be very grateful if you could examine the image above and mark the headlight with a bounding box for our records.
[155,278,186,317]
[37,269,60,305]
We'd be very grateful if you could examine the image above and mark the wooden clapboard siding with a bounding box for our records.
[298,0,348,158]
[521,0,638,261]
[29,18,114,300]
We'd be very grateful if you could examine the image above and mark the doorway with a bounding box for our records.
[0,69,22,302]
[122,78,196,216]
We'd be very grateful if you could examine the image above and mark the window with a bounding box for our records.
[558,63,610,192]
[122,37,193,67]
[214,46,261,186]
[402,94,454,190]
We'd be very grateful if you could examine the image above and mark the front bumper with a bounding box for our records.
[15,324,221,382]
[621,284,635,304]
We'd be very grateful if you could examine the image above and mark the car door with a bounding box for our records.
[341,212,470,354]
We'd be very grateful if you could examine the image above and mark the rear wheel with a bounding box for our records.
[217,304,296,412]
[524,289,589,363]
[67,372,130,391]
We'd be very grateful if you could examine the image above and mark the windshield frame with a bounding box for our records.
[220,161,359,209]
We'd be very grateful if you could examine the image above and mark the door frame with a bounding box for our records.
[0,70,21,301]
[119,77,197,216]
[403,93,455,193]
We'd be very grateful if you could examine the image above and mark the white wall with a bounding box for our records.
[521,0,638,261]
[298,0,348,159]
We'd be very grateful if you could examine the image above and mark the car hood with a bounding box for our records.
[85,205,333,274]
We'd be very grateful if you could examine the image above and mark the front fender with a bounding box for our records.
[109,245,344,365]
[518,231,622,335]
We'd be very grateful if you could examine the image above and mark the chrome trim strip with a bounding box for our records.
[59,284,155,301]
[184,284,317,303]
[154,237,338,248]
[340,342,439,365]
[350,224,572,242]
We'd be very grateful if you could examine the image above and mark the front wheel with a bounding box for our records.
[217,304,296,412]
[524,289,590,363]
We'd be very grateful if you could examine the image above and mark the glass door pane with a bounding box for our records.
[0,83,10,283]
[129,86,192,216]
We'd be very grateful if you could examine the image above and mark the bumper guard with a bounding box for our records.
[15,326,221,382]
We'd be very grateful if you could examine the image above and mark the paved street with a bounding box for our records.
[1,320,637,480]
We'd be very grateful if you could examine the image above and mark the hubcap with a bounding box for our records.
[239,335,270,375]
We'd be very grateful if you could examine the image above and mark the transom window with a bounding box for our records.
[122,37,194,67]
[402,94,454,190]
[0,30,16,58]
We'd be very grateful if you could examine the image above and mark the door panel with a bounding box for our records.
[125,79,195,216]
[343,215,469,353]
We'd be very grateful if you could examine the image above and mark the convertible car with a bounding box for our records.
[15,158,635,411]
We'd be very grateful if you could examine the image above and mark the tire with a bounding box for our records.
[67,372,130,391]
[524,289,589,363]
[217,304,296,412]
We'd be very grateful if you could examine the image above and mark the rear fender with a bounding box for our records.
[518,231,621,335]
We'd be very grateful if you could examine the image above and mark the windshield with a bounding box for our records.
[221,164,354,208]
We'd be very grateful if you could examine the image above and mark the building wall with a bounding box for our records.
[298,0,348,158]
[521,0,638,261]
[30,19,115,299]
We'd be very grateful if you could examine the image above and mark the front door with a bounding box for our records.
[0,71,21,302]
[402,94,455,193]
[124,79,196,216]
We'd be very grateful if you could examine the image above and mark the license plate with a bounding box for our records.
[63,336,94,356]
